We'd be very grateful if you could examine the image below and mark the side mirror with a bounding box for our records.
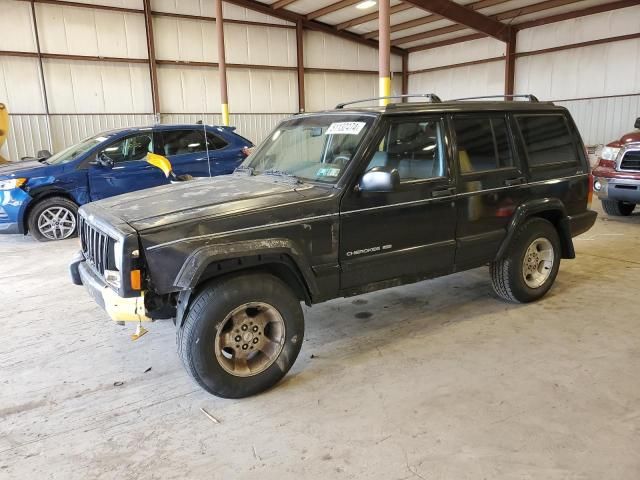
[37,150,52,159]
[635,117,640,129]
[97,152,114,168]
[146,152,174,179]
[358,166,400,193]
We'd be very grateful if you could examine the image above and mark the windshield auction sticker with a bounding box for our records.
[326,122,366,135]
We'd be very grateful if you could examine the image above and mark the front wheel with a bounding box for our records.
[490,217,561,303]
[27,196,78,242]
[601,199,635,216]
[178,273,304,398]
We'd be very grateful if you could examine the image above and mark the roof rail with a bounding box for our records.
[450,94,540,102]
[335,93,442,109]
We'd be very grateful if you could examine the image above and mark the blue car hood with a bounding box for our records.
[0,159,53,179]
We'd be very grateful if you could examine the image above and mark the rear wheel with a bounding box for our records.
[27,196,78,242]
[178,273,304,398]
[601,199,635,216]
[490,217,561,303]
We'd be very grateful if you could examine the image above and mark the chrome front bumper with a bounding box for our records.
[71,253,150,322]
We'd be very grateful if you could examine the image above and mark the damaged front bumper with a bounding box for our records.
[70,251,150,322]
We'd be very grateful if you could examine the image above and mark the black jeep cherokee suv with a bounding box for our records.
[71,95,597,398]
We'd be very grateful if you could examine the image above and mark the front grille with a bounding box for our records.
[79,216,113,275]
[620,150,640,171]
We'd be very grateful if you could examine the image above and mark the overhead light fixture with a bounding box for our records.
[356,0,376,9]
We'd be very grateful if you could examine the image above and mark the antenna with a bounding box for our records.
[201,74,212,178]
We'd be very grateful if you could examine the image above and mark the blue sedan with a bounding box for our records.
[0,124,253,241]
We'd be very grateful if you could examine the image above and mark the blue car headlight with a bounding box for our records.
[0,178,27,190]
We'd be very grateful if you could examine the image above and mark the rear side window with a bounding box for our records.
[453,116,514,174]
[161,129,206,156]
[516,115,578,167]
[206,132,228,150]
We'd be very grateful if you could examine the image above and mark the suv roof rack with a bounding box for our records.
[335,93,442,109]
[451,94,540,102]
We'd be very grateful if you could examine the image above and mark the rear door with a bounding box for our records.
[450,113,526,269]
[88,131,166,200]
[339,115,458,291]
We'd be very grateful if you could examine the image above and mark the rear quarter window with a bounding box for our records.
[516,114,578,169]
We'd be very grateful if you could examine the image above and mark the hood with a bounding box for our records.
[0,159,52,179]
[86,174,321,231]
[620,130,640,145]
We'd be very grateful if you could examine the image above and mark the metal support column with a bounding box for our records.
[505,28,516,96]
[215,0,230,126]
[296,20,305,113]
[378,0,391,106]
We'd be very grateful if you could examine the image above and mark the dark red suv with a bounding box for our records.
[592,118,640,216]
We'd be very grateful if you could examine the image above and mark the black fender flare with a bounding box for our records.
[173,238,318,328]
[495,198,575,260]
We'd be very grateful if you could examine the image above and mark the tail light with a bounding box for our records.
[587,174,594,209]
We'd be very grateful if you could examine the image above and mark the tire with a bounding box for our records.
[490,217,561,303]
[601,199,635,217]
[27,196,79,242]
[178,273,304,398]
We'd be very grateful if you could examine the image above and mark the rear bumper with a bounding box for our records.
[71,252,150,322]
[568,210,597,237]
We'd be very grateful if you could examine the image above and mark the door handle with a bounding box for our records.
[504,177,525,186]
[432,187,456,198]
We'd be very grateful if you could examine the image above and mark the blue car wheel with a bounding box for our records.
[27,196,79,242]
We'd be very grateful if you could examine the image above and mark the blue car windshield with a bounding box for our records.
[244,114,375,183]
[46,134,113,165]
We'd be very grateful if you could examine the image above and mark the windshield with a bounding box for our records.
[46,134,114,165]
[243,114,376,183]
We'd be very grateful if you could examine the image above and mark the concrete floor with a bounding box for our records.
[1,202,639,480]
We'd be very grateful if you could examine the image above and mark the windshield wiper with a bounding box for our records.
[261,169,302,184]
[233,165,254,176]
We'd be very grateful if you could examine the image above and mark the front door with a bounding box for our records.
[88,131,167,201]
[339,115,458,292]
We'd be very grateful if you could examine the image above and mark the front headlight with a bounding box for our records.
[601,147,620,161]
[114,241,123,271]
[0,178,27,190]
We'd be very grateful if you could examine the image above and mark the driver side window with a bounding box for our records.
[101,133,154,163]
[365,118,445,182]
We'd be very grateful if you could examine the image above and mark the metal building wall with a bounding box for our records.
[303,30,403,111]
[408,37,506,100]
[407,5,640,146]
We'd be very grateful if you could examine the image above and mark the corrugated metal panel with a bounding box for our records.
[558,95,640,147]
[514,39,640,101]
[408,61,505,100]
[5,115,51,161]
[0,56,46,114]
[157,64,297,114]
[43,59,153,113]
[409,37,505,71]
[304,30,402,71]
[35,3,147,58]
[0,0,37,52]
[516,4,640,52]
